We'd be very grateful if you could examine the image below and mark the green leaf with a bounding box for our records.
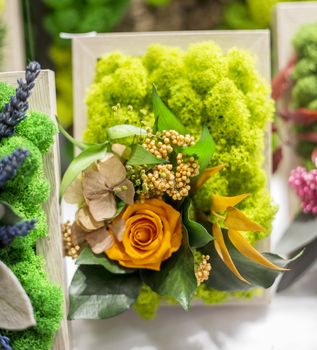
[68,265,142,319]
[181,198,213,248]
[57,117,89,150]
[0,201,23,225]
[183,125,216,172]
[76,247,134,274]
[60,143,109,196]
[127,144,168,166]
[203,231,293,291]
[152,84,187,134]
[141,242,197,310]
[276,212,317,255]
[107,124,147,139]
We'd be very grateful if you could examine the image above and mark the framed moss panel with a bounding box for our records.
[0,70,70,350]
[1,0,25,71]
[72,30,273,305]
[272,3,317,226]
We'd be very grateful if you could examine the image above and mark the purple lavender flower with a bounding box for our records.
[0,61,41,138]
[0,335,12,350]
[0,219,36,248]
[289,166,317,214]
[0,148,29,187]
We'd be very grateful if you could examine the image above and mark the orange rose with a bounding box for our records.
[106,199,182,270]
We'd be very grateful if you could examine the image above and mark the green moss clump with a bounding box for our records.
[133,284,161,320]
[0,81,63,349]
[0,82,15,109]
[16,112,57,154]
[290,23,317,167]
[0,136,42,187]
[85,42,275,306]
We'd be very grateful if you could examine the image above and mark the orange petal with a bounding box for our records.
[211,193,250,213]
[194,164,225,191]
[212,223,250,284]
[225,207,265,232]
[228,230,288,271]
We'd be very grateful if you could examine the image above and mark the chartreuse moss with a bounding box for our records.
[85,42,276,317]
[0,82,63,349]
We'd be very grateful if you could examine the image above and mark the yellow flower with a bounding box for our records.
[106,199,182,270]
[210,193,287,284]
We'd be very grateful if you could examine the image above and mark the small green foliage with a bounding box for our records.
[0,82,15,110]
[133,284,161,320]
[16,112,57,154]
[0,136,42,187]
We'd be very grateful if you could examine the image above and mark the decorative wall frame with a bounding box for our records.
[0,70,70,350]
[272,2,317,224]
[72,30,273,305]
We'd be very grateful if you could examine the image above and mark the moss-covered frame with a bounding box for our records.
[0,70,70,349]
[72,30,273,306]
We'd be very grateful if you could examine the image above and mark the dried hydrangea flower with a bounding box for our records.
[0,219,36,248]
[65,154,135,221]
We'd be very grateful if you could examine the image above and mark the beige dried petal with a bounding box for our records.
[97,155,126,188]
[86,227,114,254]
[64,176,84,204]
[87,191,116,222]
[76,206,104,232]
[71,222,87,245]
[82,170,107,201]
[109,217,126,242]
[111,143,129,160]
[113,179,135,205]
[0,261,36,330]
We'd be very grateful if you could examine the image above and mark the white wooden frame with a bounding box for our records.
[72,30,272,305]
[272,3,317,225]
[1,0,25,71]
[0,70,70,350]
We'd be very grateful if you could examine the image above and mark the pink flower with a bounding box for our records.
[289,167,317,215]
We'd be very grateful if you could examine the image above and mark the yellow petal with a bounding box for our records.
[211,193,250,213]
[225,207,265,232]
[212,223,250,284]
[194,164,225,191]
[228,230,288,271]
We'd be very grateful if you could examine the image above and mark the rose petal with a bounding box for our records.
[71,222,87,245]
[97,155,126,188]
[86,227,114,254]
[64,176,84,204]
[113,179,135,205]
[76,206,104,231]
[82,170,107,200]
[109,217,126,241]
[87,191,117,221]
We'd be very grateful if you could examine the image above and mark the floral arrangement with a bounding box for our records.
[63,41,292,318]
[0,62,63,349]
[273,23,317,291]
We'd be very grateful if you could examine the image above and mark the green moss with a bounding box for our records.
[0,82,15,109]
[0,136,42,187]
[292,75,317,108]
[2,252,63,350]
[0,82,63,349]
[133,284,161,320]
[16,112,57,154]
